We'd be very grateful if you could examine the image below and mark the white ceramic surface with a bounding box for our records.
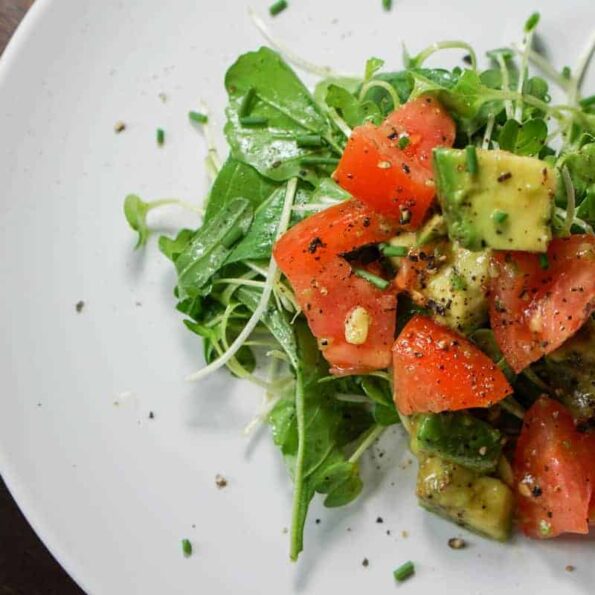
[0,0,594,593]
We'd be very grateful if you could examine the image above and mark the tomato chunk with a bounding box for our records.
[489,235,595,372]
[392,315,512,415]
[273,200,399,374]
[514,397,593,538]
[333,96,455,228]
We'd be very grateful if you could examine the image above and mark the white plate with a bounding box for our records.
[1,0,594,593]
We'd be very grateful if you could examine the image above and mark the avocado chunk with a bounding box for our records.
[413,241,490,333]
[433,148,554,252]
[534,319,595,428]
[412,412,502,473]
[416,456,514,541]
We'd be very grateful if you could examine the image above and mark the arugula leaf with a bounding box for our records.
[269,322,373,560]
[174,198,253,299]
[576,188,595,226]
[235,286,298,369]
[325,84,381,127]
[364,57,385,81]
[558,142,595,200]
[123,194,153,248]
[224,47,342,185]
[313,76,361,107]
[226,184,312,264]
[314,461,363,507]
[158,229,195,262]
[311,177,351,203]
[205,156,278,223]
[497,118,547,156]
[360,71,413,115]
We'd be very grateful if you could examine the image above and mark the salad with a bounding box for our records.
[124,12,595,561]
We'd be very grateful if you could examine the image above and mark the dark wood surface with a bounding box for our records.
[0,1,83,593]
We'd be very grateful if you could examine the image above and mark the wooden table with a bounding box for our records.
[0,2,82,593]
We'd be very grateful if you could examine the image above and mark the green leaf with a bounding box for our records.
[576,186,595,226]
[557,142,595,201]
[123,194,151,248]
[224,47,341,185]
[498,118,547,156]
[325,84,382,127]
[314,461,363,507]
[205,156,278,223]
[226,183,312,264]
[268,398,298,455]
[364,57,385,81]
[313,76,361,107]
[361,71,414,114]
[311,177,351,203]
[174,198,253,299]
[273,323,373,560]
[236,286,298,369]
[158,229,195,262]
[373,402,401,426]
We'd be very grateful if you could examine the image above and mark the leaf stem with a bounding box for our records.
[410,40,478,70]
[358,80,401,108]
[348,425,385,464]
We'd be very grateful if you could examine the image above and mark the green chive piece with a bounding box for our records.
[561,66,571,80]
[296,134,324,148]
[239,87,256,118]
[269,0,288,16]
[156,128,165,146]
[492,210,509,224]
[189,111,208,124]
[398,136,410,149]
[299,157,340,166]
[538,253,549,270]
[465,145,478,175]
[393,561,415,582]
[382,0,392,10]
[182,539,192,557]
[381,244,408,257]
[524,12,540,33]
[239,115,268,127]
[353,268,390,290]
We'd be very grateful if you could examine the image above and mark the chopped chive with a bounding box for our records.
[393,560,415,582]
[561,66,571,80]
[189,111,208,124]
[524,12,540,33]
[382,0,392,10]
[299,157,340,166]
[398,136,410,149]
[465,145,478,175]
[239,87,256,118]
[492,210,509,224]
[538,253,549,270]
[156,128,165,146]
[239,115,268,127]
[269,0,288,16]
[381,244,408,257]
[181,539,192,557]
[353,268,390,290]
[296,134,324,148]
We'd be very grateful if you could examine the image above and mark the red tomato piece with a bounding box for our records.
[333,96,455,228]
[489,235,595,372]
[392,315,513,415]
[514,397,593,538]
[273,200,399,375]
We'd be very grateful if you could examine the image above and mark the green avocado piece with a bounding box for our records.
[413,412,503,474]
[419,242,490,333]
[433,148,555,252]
[416,456,514,541]
[534,319,595,428]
